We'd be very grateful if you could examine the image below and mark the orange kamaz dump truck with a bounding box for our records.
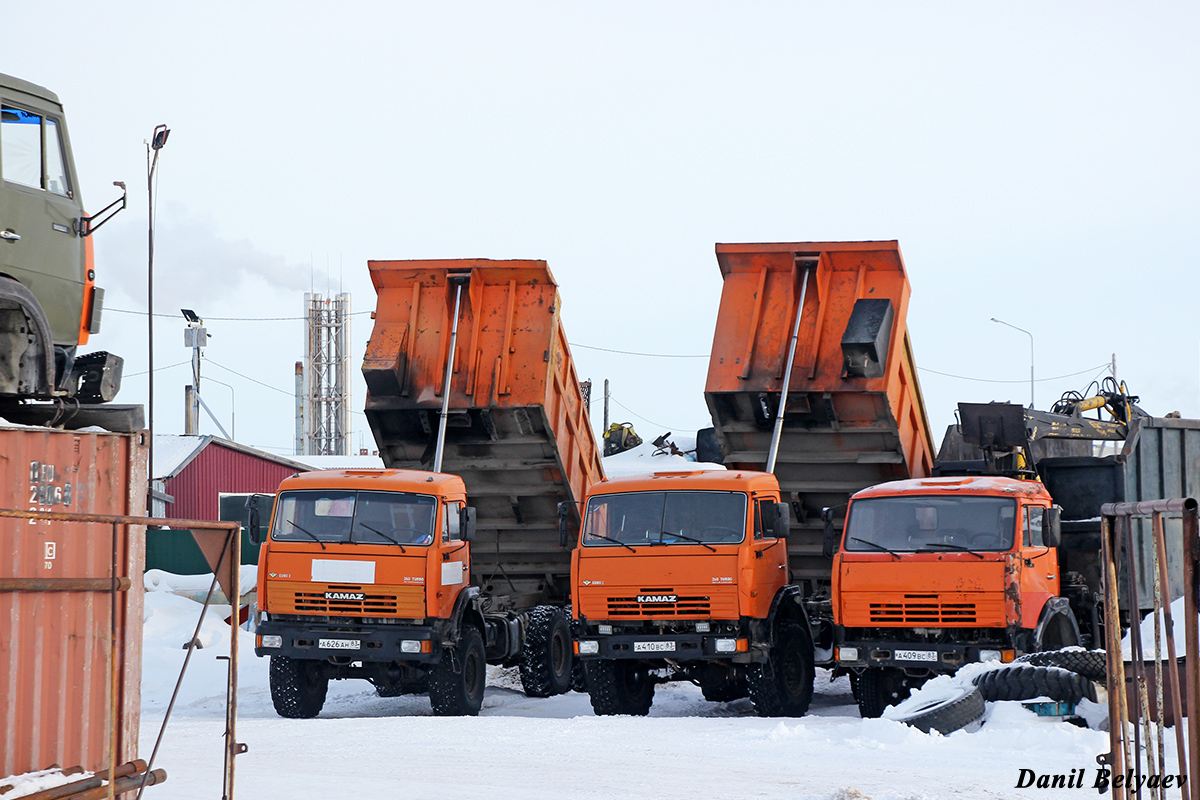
[832,399,1200,718]
[703,241,937,654]
[254,259,603,716]
[570,469,812,717]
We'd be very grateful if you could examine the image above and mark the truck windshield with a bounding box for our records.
[582,491,747,546]
[271,490,437,546]
[843,495,1017,553]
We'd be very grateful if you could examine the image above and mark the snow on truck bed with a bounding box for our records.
[133,585,1137,800]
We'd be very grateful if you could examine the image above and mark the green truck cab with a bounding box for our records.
[0,73,124,402]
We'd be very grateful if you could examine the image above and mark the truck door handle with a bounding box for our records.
[0,231,19,241]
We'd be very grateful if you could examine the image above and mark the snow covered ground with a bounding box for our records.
[132,590,1152,800]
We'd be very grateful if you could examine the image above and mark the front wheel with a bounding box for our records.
[586,660,655,716]
[269,655,328,719]
[747,621,815,717]
[429,625,487,716]
[857,667,926,719]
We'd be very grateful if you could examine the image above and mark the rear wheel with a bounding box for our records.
[701,678,750,703]
[569,658,588,692]
[857,667,925,718]
[747,622,815,717]
[586,660,655,716]
[519,606,573,698]
[429,626,487,716]
[269,655,328,719]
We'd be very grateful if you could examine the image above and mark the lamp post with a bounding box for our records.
[147,124,169,512]
[991,317,1034,409]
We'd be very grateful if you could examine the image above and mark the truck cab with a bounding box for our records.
[254,468,484,716]
[571,470,815,717]
[0,73,122,402]
[832,475,1075,717]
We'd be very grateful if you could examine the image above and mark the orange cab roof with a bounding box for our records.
[278,468,467,496]
[588,469,778,496]
[852,475,1051,501]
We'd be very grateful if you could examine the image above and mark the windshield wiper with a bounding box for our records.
[588,532,637,552]
[657,530,716,552]
[849,536,899,558]
[924,542,985,559]
[287,520,327,551]
[356,523,407,553]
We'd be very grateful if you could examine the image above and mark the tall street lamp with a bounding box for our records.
[147,124,169,512]
[991,317,1034,409]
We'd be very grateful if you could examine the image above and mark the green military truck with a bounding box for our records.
[0,72,125,408]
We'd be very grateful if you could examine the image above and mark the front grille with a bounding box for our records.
[292,585,399,615]
[868,594,977,624]
[607,596,711,617]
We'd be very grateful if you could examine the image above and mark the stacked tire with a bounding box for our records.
[886,648,1105,735]
[887,685,986,735]
[972,664,1097,703]
[1014,648,1107,683]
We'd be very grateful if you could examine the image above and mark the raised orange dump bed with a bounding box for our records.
[704,241,936,593]
[363,259,604,609]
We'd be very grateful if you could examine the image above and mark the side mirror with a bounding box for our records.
[247,505,261,545]
[461,506,477,543]
[244,494,272,546]
[821,506,837,559]
[558,501,572,549]
[773,502,791,539]
[1043,506,1062,548]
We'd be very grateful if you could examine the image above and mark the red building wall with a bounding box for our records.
[163,442,303,520]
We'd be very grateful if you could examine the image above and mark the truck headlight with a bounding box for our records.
[578,640,599,655]
[597,624,613,635]
[260,635,282,649]
[695,622,711,633]
[979,649,1002,663]
[837,647,859,662]
[715,639,737,653]
[400,640,423,653]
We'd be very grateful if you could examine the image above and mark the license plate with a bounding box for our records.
[633,641,676,653]
[894,649,937,662]
[319,638,361,650]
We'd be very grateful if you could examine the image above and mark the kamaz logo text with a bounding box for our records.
[637,594,677,603]
[325,591,365,601]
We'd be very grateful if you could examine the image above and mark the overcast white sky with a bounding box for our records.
[7,2,1198,456]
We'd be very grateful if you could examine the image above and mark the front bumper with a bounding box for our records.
[834,640,1010,671]
[254,618,441,664]
[576,633,755,663]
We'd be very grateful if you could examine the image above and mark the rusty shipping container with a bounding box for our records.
[362,258,604,608]
[0,426,147,778]
[704,241,937,594]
